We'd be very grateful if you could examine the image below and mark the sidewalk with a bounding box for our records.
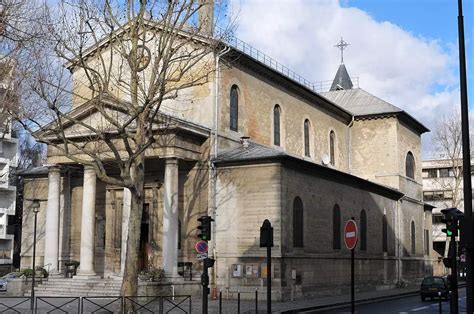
[190,285,421,313]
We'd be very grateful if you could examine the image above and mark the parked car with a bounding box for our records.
[0,272,25,292]
[420,276,449,301]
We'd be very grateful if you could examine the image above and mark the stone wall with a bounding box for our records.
[213,160,428,301]
[219,65,350,172]
[214,163,282,298]
[20,178,48,269]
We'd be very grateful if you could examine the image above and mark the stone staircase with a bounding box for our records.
[26,278,122,297]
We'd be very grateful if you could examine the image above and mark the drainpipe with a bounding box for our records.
[210,45,231,295]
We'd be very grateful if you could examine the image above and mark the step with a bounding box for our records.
[39,282,122,288]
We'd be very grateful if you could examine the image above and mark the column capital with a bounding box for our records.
[165,158,179,165]
[83,165,96,172]
[46,165,61,173]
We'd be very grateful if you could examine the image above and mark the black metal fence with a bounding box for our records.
[217,290,261,314]
[0,295,191,313]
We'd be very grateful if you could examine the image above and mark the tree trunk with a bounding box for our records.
[121,159,145,302]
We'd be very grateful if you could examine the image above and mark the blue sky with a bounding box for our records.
[230,0,473,156]
[343,0,473,108]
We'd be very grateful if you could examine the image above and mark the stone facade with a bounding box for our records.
[20,15,432,299]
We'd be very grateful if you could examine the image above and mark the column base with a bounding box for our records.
[74,270,99,280]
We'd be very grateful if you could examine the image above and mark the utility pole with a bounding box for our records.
[457,1,473,313]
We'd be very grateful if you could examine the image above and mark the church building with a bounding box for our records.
[19,4,433,300]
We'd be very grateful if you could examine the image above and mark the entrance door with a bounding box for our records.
[139,203,150,271]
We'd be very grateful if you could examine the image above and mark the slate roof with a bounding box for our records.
[321,88,429,134]
[213,141,287,163]
[214,141,404,200]
[322,88,401,116]
[330,64,353,91]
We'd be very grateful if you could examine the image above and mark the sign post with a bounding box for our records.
[260,219,274,314]
[344,219,358,314]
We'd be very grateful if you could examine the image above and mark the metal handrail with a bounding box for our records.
[216,27,359,93]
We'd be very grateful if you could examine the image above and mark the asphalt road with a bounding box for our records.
[310,287,468,313]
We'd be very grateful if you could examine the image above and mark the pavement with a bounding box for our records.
[194,285,423,313]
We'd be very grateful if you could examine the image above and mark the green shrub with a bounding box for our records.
[21,269,33,277]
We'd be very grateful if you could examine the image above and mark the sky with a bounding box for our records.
[227,0,473,157]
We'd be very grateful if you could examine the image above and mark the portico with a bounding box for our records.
[36,119,210,279]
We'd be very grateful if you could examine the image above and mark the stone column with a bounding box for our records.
[44,166,61,274]
[76,166,97,277]
[120,188,131,275]
[162,158,179,276]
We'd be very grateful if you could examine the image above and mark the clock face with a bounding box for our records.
[130,45,151,72]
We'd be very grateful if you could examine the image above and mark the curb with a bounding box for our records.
[280,290,419,313]
[281,284,467,313]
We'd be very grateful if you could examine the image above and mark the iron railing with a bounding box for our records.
[0,295,192,314]
[216,27,359,93]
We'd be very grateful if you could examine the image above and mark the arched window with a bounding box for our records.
[293,197,304,248]
[406,152,415,179]
[333,204,341,250]
[382,215,388,253]
[230,85,239,131]
[304,119,310,157]
[273,105,281,146]
[411,221,416,255]
[360,210,367,251]
[330,130,336,165]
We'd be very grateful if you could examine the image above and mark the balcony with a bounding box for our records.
[0,190,16,216]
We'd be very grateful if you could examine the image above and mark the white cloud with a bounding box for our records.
[229,0,461,155]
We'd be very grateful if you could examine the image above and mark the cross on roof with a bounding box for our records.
[334,37,349,64]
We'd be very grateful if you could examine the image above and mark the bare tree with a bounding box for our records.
[1,0,44,137]
[13,0,232,298]
[431,109,474,209]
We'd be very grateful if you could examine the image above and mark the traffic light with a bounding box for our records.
[197,215,214,241]
[441,218,459,237]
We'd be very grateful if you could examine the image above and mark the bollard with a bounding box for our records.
[237,291,240,314]
[219,291,222,314]
[256,289,259,313]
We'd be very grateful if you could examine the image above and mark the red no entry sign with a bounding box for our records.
[344,220,358,250]
[195,240,209,254]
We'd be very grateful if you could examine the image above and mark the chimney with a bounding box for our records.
[240,136,250,148]
[198,0,214,36]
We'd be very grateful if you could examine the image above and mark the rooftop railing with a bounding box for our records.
[217,28,359,93]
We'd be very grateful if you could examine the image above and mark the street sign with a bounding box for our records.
[197,253,208,260]
[344,220,358,250]
[195,240,209,254]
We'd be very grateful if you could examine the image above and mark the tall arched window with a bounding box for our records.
[406,152,415,179]
[333,204,341,250]
[304,119,310,157]
[360,210,367,251]
[382,215,388,253]
[329,130,336,165]
[411,221,416,255]
[293,197,304,248]
[230,85,239,131]
[273,105,281,146]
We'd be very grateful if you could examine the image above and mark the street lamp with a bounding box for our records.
[30,199,40,311]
